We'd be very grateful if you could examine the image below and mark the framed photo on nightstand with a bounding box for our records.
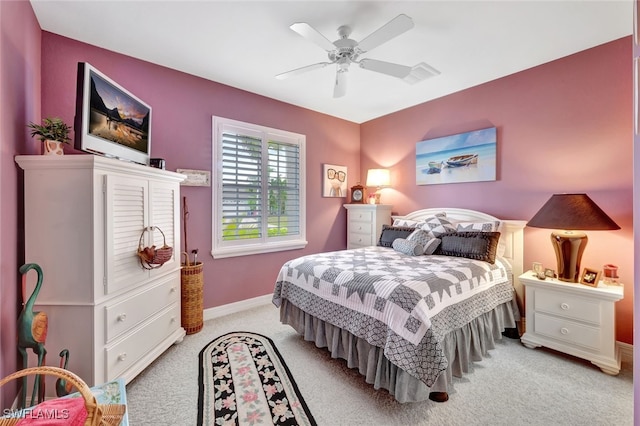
[580,267,601,287]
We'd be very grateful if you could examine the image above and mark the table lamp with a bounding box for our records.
[366,169,390,204]
[527,193,620,282]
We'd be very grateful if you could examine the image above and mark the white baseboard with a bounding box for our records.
[203,294,272,321]
[618,341,633,366]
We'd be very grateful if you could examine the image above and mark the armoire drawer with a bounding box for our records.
[106,302,180,379]
[105,276,179,342]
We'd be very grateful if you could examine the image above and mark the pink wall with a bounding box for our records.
[39,32,361,309]
[361,37,633,345]
[0,0,41,407]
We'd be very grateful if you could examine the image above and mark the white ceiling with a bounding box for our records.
[30,1,632,124]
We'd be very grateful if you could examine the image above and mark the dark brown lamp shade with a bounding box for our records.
[527,194,620,231]
[527,194,619,282]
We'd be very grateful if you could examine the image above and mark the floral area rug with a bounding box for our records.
[198,331,317,426]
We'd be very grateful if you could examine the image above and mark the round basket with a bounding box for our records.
[181,252,204,334]
[137,226,173,270]
[0,366,126,426]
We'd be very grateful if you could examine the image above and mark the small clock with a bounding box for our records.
[350,184,365,204]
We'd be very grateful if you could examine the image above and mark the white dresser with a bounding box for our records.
[16,155,186,391]
[343,204,393,249]
[519,271,624,375]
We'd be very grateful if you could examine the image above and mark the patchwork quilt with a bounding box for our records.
[272,246,514,387]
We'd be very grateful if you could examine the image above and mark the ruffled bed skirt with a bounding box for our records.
[279,298,519,403]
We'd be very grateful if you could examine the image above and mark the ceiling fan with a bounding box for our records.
[275,14,440,98]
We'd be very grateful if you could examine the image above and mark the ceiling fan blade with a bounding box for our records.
[403,62,441,84]
[359,58,412,78]
[357,14,414,53]
[333,70,347,98]
[275,62,331,80]
[290,22,336,52]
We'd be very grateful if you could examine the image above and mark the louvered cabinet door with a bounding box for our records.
[148,179,181,275]
[104,174,150,295]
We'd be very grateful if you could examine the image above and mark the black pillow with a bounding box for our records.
[436,231,501,264]
[378,225,415,247]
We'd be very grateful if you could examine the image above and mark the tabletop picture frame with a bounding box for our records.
[580,267,601,287]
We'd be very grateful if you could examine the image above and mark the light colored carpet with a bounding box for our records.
[125,303,633,425]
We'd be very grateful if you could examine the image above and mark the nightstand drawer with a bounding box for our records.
[349,220,375,236]
[534,289,601,325]
[348,232,374,247]
[349,210,374,222]
[533,312,601,350]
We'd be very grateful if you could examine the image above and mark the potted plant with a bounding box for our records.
[27,117,72,156]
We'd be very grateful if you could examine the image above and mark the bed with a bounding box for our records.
[272,208,526,403]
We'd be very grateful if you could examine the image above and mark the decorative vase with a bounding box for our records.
[43,140,64,156]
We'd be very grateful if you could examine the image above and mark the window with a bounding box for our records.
[212,116,306,258]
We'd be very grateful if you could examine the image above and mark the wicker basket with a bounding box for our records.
[181,252,204,334]
[0,366,125,426]
[137,226,173,270]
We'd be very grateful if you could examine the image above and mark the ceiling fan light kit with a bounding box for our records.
[277,14,439,97]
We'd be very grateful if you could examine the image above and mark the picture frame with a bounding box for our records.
[323,164,347,197]
[580,267,601,287]
[416,127,497,185]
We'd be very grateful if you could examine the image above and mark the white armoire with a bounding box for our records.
[16,155,186,390]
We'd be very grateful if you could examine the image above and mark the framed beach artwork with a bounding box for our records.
[323,164,347,197]
[416,127,497,185]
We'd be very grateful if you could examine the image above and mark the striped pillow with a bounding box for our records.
[392,238,423,256]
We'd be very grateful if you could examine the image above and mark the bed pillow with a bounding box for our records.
[420,215,457,238]
[378,225,415,247]
[436,231,501,264]
[406,229,441,255]
[392,212,446,228]
[455,220,501,233]
[455,220,505,256]
[391,219,419,228]
[392,238,423,256]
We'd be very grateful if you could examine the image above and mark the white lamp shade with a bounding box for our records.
[366,169,390,187]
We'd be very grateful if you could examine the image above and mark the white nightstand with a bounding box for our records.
[519,271,624,375]
[343,204,392,249]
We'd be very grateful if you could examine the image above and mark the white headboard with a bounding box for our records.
[392,208,527,307]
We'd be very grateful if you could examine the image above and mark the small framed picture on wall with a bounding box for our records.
[323,164,347,197]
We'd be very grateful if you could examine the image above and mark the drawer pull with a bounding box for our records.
[170,286,177,293]
[560,327,569,335]
[117,313,127,322]
[560,303,570,310]
[171,316,177,323]
[117,353,127,362]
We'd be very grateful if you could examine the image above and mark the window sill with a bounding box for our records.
[211,239,308,259]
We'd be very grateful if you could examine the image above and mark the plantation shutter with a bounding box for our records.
[267,140,300,238]
[221,131,263,240]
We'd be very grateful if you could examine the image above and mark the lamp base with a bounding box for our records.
[550,230,587,282]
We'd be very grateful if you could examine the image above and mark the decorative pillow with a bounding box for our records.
[423,237,442,255]
[378,225,415,247]
[406,229,441,255]
[436,231,501,264]
[392,238,423,256]
[455,221,505,256]
[392,218,423,228]
[392,212,446,228]
[420,215,456,238]
[455,220,501,233]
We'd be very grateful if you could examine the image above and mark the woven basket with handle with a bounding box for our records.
[0,366,125,426]
[137,226,173,270]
